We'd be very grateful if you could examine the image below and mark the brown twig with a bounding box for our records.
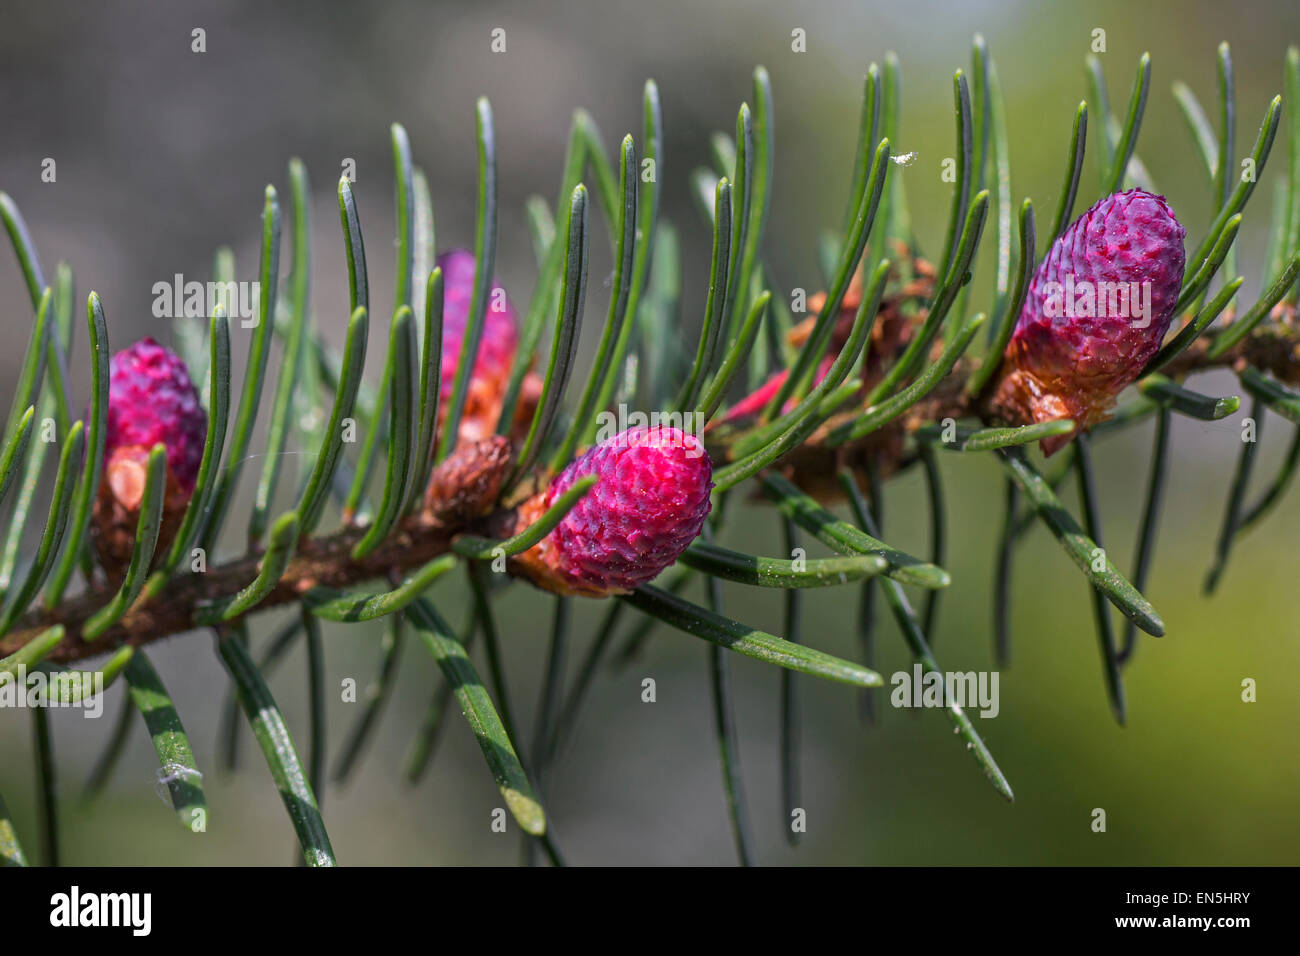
[1,514,457,665]
[2,309,1296,667]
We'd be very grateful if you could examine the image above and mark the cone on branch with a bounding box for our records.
[434,248,540,448]
[91,337,207,582]
[510,425,713,597]
[988,189,1187,454]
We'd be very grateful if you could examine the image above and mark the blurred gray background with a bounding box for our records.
[1,0,1298,865]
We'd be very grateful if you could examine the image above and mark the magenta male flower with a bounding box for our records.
[104,337,206,491]
[989,189,1186,454]
[512,426,714,597]
[92,337,207,578]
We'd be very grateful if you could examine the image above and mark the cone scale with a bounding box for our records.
[511,426,714,597]
[91,337,207,579]
[989,189,1186,454]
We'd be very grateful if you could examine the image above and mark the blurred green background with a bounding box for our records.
[1,0,1298,865]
